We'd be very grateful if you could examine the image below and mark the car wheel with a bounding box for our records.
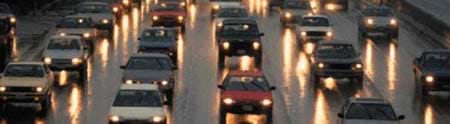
[165,89,174,106]
[219,107,227,124]
[78,66,87,85]
[255,51,263,68]
[218,50,225,69]
[266,110,273,124]
[38,96,51,117]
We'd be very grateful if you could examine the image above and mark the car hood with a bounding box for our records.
[222,91,272,101]
[122,70,172,81]
[75,13,113,22]
[44,50,83,59]
[152,11,185,17]
[298,26,332,32]
[139,40,176,48]
[0,77,47,87]
[109,107,166,120]
[56,28,96,35]
[283,9,309,16]
[341,119,399,124]
[316,57,361,64]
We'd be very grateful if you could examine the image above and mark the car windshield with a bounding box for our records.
[154,3,182,11]
[59,18,92,28]
[346,103,397,120]
[113,90,163,107]
[0,4,11,13]
[364,8,393,17]
[77,4,112,13]
[283,1,310,9]
[317,44,356,59]
[47,39,81,50]
[4,65,45,77]
[300,17,330,26]
[217,8,248,18]
[141,29,176,41]
[422,53,450,69]
[126,57,172,70]
[224,76,270,91]
[221,23,259,35]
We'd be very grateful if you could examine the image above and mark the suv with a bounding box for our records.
[0,3,15,32]
[321,0,349,11]
[210,0,242,16]
[310,41,364,87]
[42,35,90,83]
[218,70,276,124]
[337,97,405,124]
[214,6,249,26]
[151,2,187,32]
[137,27,178,64]
[0,62,54,115]
[413,50,450,95]
[74,2,116,37]
[296,15,333,50]
[358,6,398,42]
[280,0,312,26]
[108,84,168,124]
[120,53,177,105]
[56,15,98,50]
[217,19,264,68]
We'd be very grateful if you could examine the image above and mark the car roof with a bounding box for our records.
[50,35,82,40]
[223,18,257,24]
[81,2,109,5]
[131,53,171,58]
[349,97,390,104]
[120,84,159,90]
[228,70,264,77]
[8,61,45,65]
[422,49,450,53]
[302,15,329,19]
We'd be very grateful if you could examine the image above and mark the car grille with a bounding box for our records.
[307,31,326,37]
[327,64,352,70]
[52,59,72,64]
[230,41,252,49]
[160,16,177,20]
[7,87,34,92]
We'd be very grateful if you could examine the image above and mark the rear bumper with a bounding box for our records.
[0,93,47,104]
[221,103,272,114]
[421,77,450,91]
[220,47,261,57]
[48,63,84,71]
[361,26,398,36]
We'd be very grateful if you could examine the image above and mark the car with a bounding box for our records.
[151,2,187,32]
[159,0,188,10]
[216,19,264,68]
[137,27,179,64]
[296,15,333,50]
[56,15,98,50]
[358,6,398,42]
[42,35,90,83]
[108,84,168,124]
[0,62,54,115]
[310,41,364,87]
[121,0,143,10]
[110,0,125,19]
[0,3,15,32]
[210,0,242,16]
[74,2,116,37]
[413,49,450,95]
[120,53,177,105]
[217,70,276,124]
[268,0,286,10]
[337,97,405,124]
[280,0,312,26]
[321,0,349,11]
[214,6,249,27]
[0,18,13,61]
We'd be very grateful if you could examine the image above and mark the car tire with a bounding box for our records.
[218,51,225,69]
[38,96,51,117]
[165,89,174,106]
[219,107,227,124]
[78,65,87,85]
[255,51,263,68]
[266,110,273,124]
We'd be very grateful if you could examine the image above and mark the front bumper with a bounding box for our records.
[421,76,450,91]
[0,93,46,104]
[152,20,185,27]
[221,103,272,114]
[46,59,85,71]
[362,26,398,36]
[314,69,363,78]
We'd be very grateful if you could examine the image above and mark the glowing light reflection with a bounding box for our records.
[314,91,330,124]
[388,43,397,90]
[424,104,433,124]
[68,86,81,124]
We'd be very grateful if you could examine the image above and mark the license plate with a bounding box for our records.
[242,105,253,111]
[237,50,246,54]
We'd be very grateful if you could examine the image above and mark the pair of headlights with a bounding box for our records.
[317,63,363,69]
[223,98,272,106]
[44,58,82,65]
[366,18,397,26]
[222,42,260,50]
[125,80,169,86]
[152,16,184,21]
[300,31,333,37]
[0,86,43,92]
[109,115,165,123]
[59,32,92,38]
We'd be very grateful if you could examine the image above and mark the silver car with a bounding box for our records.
[74,2,116,36]
[337,97,405,124]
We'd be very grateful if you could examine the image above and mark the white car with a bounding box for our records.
[210,0,242,16]
[214,6,249,27]
[56,15,98,46]
[42,35,89,82]
[74,2,116,36]
[0,62,54,115]
[296,15,333,48]
[337,98,405,124]
[109,84,168,124]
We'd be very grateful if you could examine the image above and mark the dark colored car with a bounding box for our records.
[310,41,364,87]
[413,50,450,95]
[160,0,188,10]
[321,0,349,11]
[151,2,187,32]
[0,18,13,62]
[218,70,276,124]
[268,0,286,9]
[216,19,264,68]
[280,0,312,26]
[337,97,405,124]
[137,27,178,64]
[0,3,15,32]
[358,6,398,42]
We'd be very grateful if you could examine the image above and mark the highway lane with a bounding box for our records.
[1,0,450,124]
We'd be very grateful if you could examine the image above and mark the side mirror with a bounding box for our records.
[270,86,276,91]
[259,33,265,36]
[398,115,405,120]
[337,113,344,118]
[120,65,126,69]
[217,85,224,89]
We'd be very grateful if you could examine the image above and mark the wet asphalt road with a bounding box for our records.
[2,0,450,124]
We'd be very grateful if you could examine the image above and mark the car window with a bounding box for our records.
[47,39,81,50]
[221,23,259,35]
[141,29,176,41]
[77,4,112,13]
[224,76,270,91]
[422,53,450,69]
[154,3,182,11]
[317,44,356,59]
[300,17,330,26]
[0,4,11,13]
[4,65,45,77]
[363,8,393,17]
[113,90,163,107]
[59,18,93,28]
[346,103,397,120]
[126,57,172,70]
[283,1,310,9]
[217,8,248,18]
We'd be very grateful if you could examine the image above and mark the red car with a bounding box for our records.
[151,2,187,32]
[218,70,276,124]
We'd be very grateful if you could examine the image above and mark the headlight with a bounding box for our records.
[83,33,91,38]
[44,57,52,64]
[152,116,164,122]
[318,63,325,68]
[366,18,374,25]
[390,19,397,25]
[425,76,434,83]
[326,32,333,37]
[213,5,220,10]
[72,58,82,65]
[253,42,260,50]
[59,33,66,36]
[301,31,307,37]
[222,42,230,49]
[122,0,129,5]
[180,2,186,6]
[261,99,272,106]
[102,19,109,24]
[125,80,134,84]
[113,7,119,13]
[109,115,120,122]
[161,80,169,86]
[217,22,223,27]
[152,16,159,21]
[9,17,16,23]
[355,63,363,69]
[223,98,234,105]
[0,86,6,92]
[284,12,291,18]
[36,87,43,92]
[177,16,184,21]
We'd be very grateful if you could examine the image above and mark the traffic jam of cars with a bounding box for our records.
[0,0,449,123]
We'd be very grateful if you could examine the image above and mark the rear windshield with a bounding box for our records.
[59,18,93,28]
[217,8,248,18]
[363,8,393,17]
[77,4,112,13]
[316,44,356,59]
[4,65,45,77]
[283,1,310,9]
[154,3,182,11]
[113,90,163,107]
[47,39,81,50]
[300,17,330,26]
[346,103,397,120]
[224,76,270,91]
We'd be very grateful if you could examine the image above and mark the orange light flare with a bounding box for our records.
[424,104,434,124]
[68,85,82,124]
[239,56,252,71]
[304,42,315,54]
[314,91,330,124]
[309,0,320,13]
[296,52,310,98]
[59,70,68,86]
[189,4,197,28]
[132,8,140,39]
[121,14,130,57]
[177,34,184,66]
[388,43,397,91]
[323,77,336,90]
[282,29,294,72]
[100,39,110,68]
[12,36,17,61]
[364,41,374,79]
